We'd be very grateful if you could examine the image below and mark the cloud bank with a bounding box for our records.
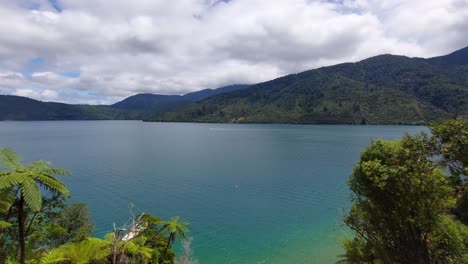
[0,0,467,104]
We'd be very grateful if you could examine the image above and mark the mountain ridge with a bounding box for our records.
[111,84,249,113]
[154,46,468,124]
[1,46,467,123]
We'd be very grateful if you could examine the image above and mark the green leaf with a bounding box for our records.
[27,160,51,172]
[0,172,26,189]
[32,173,70,197]
[40,167,71,176]
[41,238,111,264]
[40,249,67,264]
[0,188,15,213]
[21,177,42,212]
[0,148,23,170]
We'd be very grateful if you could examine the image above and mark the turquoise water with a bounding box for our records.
[0,121,425,263]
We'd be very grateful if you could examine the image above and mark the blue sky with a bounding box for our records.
[0,0,467,104]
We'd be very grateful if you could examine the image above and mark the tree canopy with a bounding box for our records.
[342,118,468,263]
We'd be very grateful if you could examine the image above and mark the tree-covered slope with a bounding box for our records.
[2,47,468,124]
[0,85,248,121]
[182,84,249,101]
[0,95,131,121]
[111,84,249,112]
[156,47,468,124]
[111,94,189,112]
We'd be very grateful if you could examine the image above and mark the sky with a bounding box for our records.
[0,0,467,104]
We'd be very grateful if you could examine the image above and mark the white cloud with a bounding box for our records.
[13,88,57,101]
[0,0,467,104]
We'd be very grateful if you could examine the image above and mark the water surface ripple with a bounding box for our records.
[0,121,425,263]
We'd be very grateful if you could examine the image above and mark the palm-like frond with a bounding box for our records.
[40,167,71,176]
[0,148,23,171]
[0,172,27,189]
[122,236,153,262]
[20,177,42,212]
[0,149,71,213]
[129,236,147,247]
[32,173,70,197]
[161,216,189,239]
[27,160,51,172]
[40,249,67,264]
[28,161,71,176]
[0,188,15,213]
[41,238,111,264]
[125,241,153,260]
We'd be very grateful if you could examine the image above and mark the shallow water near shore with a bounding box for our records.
[0,121,425,263]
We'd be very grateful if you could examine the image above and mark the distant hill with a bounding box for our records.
[2,47,468,124]
[154,46,468,125]
[0,95,132,121]
[183,84,249,101]
[0,84,248,121]
[111,84,249,112]
[428,46,468,66]
[111,94,189,112]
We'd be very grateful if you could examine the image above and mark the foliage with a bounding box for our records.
[0,148,71,264]
[41,238,111,264]
[0,95,140,121]
[25,202,94,252]
[160,216,189,263]
[342,118,468,263]
[0,149,188,264]
[2,47,468,124]
[0,85,248,121]
[157,47,468,124]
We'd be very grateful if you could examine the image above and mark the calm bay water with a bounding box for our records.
[0,121,425,263]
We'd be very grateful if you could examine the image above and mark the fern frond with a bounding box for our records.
[40,248,67,264]
[27,160,51,172]
[42,238,111,264]
[20,177,42,212]
[0,172,26,189]
[0,220,12,229]
[32,173,70,196]
[40,167,71,176]
[0,188,15,213]
[0,148,23,170]
[124,240,153,260]
[130,236,147,246]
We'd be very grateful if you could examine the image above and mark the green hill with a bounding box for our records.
[154,47,468,124]
[0,85,248,121]
[111,84,248,112]
[1,47,468,124]
[0,95,132,121]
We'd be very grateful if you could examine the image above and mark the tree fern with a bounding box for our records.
[41,238,111,264]
[161,216,189,238]
[161,216,190,256]
[0,149,71,263]
[40,250,67,264]
[122,236,153,262]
